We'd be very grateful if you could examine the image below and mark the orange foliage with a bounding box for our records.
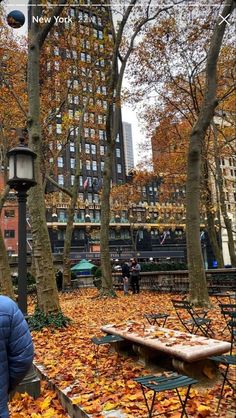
[9,290,235,417]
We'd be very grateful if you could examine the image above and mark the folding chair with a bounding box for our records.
[134,372,198,417]
[218,303,236,335]
[91,334,124,374]
[209,320,236,411]
[144,313,169,327]
[171,299,213,338]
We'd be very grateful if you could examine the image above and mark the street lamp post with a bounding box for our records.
[7,137,37,316]
[7,137,40,398]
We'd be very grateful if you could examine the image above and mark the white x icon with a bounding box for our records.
[219,13,231,26]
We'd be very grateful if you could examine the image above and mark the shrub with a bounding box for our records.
[28,307,71,331]
[140,262,187,272]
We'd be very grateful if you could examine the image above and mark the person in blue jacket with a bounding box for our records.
[0,295,34,418]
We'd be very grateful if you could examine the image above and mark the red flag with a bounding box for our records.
[83,178,89,189]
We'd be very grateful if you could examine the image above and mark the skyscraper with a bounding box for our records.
[123,122,135,175]
[28,2,127,204]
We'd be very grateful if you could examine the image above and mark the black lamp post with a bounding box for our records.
[7,137,37,316]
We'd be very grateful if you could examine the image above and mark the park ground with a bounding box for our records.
[10,289,235,417]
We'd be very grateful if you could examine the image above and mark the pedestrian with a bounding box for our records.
[0,295,34,418]
[130,258,141,294]
[121,260,130,295]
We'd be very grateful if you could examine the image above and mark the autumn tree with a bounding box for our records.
[99,0,182,296]
[185,0,235,305]
[26,1,67,313]
[128,1,235,303]
[39,10,114,289]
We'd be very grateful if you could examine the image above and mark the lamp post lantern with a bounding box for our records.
[7,137,37,316]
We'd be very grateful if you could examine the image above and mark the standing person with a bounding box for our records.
[130,258,141,294]
[0,295,34,418]
[121,260,130,295]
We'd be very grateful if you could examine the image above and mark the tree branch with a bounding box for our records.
[45,174,73,198]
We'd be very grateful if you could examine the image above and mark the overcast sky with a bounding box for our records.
[4,0,144,165]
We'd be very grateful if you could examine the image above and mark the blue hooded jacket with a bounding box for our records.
[0,296,34,418]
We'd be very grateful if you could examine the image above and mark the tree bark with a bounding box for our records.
[203,161,224,267]
[27,4,62,313]
[212,122,236,267]
[186,0,235,306]
[62,96,89,288]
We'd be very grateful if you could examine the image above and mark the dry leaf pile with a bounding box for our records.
[9,381,68,417]
[9,290,235,417]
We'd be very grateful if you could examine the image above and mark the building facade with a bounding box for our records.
[0,175,18,255]
[123,122,135,175]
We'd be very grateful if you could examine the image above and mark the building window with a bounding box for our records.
[4,209,15,218]
[57,157,63,167]
[4,230,15,238]
[71,175,75,185]
[116,134,120,142]
[87,193,93,203]
[58,175,64,185]
[116,148,121,158]
[92,160,97,171]
[79,176,83,187]
[98,30,103,39]
[80,52,86,61]
[99,130,104,140]
[70,158,75,168]
[84,128,89,137]
[101,161,105,171]
[56,124,62,134]
[70,7,75,17]
[91,144,96,155]
[94,209,99,220]
[85,143,90,153]
[100,145,105,155]
[89,113,95,123]
[70,142,75,152]
[117,164,122,174]
[54,47,59,56]
[86,160,91,170]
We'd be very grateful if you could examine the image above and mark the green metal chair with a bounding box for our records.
[91,334,124,374]
[209,320,236,411]
[144,313,169,327]
[171,299,213,338]
[134,372,198,417]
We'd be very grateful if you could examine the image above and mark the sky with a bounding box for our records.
[3,0,144,165]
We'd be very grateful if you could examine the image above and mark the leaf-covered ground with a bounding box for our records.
[10,290,235,417]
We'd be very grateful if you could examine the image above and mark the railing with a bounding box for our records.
[113,269,236,293]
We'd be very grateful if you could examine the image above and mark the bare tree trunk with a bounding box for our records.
[27,4,64,313]
[62,96,89,289]
[212,122,236,267]
[62,183,79,288]
[186,1,235,306]
[100,141,116,296]
[0,186,15,298]
[203,161,224,267]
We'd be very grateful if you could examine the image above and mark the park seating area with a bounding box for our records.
[9,289,236,417]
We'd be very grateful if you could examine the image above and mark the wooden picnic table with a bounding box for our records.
[101,322,231,364]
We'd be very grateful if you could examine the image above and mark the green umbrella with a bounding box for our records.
[71,259,96,272]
